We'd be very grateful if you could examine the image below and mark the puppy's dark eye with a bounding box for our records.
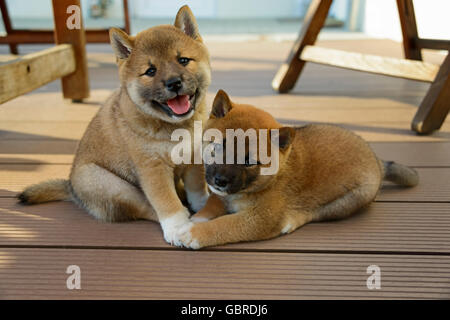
[144,66,157,77]
[178,57,191,66]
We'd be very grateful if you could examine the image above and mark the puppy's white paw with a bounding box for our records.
[177,222,201,249]
[186,190,209,212]
[160,210,190,247]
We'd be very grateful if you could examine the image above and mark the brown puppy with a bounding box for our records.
[178,90,419,249]
[18,6,211,246]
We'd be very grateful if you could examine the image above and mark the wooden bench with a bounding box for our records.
[0,0,90,103]
[272,0,450,134]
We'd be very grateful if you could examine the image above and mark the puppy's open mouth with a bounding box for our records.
[152,92,197,117]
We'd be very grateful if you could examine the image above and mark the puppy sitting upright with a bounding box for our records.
[178,90,419,249]
[19,6,211,246]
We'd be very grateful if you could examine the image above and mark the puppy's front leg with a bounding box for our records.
[190,193,227,222]
[183,164,209,212]
[139,163,190,246]
[178,209,281,249]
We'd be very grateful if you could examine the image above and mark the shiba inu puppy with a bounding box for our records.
[178,90,419,249]
[18,6,211,246]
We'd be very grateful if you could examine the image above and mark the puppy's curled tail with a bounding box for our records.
[18,179,72,204]
[381,161,419,187]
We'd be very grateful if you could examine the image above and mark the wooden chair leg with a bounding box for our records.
[397,0,422,61]
[7,43,18,55]
[0,0,18,54]
[412,53,450,134]
[123,0,131,35]
[52,0,90,102]
[272,0,332,93]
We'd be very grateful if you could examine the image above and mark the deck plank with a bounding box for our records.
[0,248,449,299]
[0,198,449,254]
[1,165,449,202]
[1,109,450,143]
[0,141,449,166]
[370,142,450,167]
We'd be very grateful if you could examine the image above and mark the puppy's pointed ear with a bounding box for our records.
[276,127,295,150]
[211,90,233,118]
[110,27,133,60]
[174,5,202,41]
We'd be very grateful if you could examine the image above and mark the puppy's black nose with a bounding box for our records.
[214,175,229,188]
[165,77,182,92]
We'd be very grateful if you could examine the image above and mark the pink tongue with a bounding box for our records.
[166,95,191,115]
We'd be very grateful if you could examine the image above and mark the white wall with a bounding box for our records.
[6,0,53,18]
[363,0,450,41]
[132,0,215,18]
[5,0,115,19]
[5,0,352,20]
[214,0,301,18]
[130,0,350,20]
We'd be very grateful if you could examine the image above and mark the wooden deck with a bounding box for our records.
[0,39,449,299]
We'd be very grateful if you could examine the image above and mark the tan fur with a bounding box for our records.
[18,179,71,204]
[382,160,419,187]
[18,6,211,245]
[191,194,227,222]
[179,90,419,249]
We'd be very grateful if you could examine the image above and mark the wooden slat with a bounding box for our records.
[298,122,450,143]
[0,154,74,165]
[0,164,71,197]
[0,29,114,44]
[1,165,449,203]
[378,168,450,202]
[0,93,100,122]
[370,142,450,167]
[417,38,450,51]
[1,118,449,143]
[0,121,88,140]
[0,139,77,159]
[300,45,438,82]
[0,198,167,249]
[0,44,75,104]
[227,201,450,253]
[0,249,449,299]
[0,154,75,165]
[0,198,449,254]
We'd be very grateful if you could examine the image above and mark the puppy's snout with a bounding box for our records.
[165,77,182,92]
[214,174,229,188]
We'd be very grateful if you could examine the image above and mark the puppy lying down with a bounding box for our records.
[178,90,419,249]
